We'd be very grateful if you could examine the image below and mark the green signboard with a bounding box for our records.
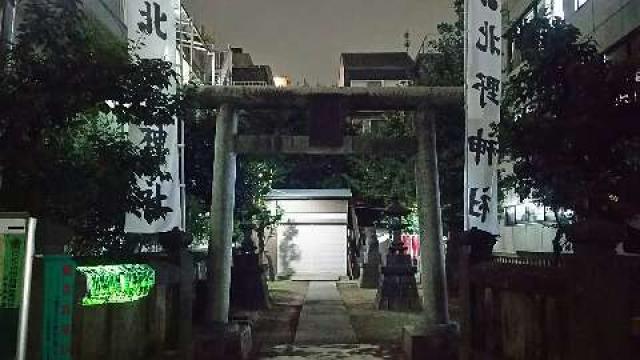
[1,233,26,360]
[76,264,155,306]
[42,256,76,360]
[0,233,26,308]
[0,215,33,360]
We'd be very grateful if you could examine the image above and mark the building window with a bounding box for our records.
[366,81,383,87]
[504,204,556,226]
[544,207,556,222]
[232,81,269,86]
[505,206,517,226]
[575,0,588,10]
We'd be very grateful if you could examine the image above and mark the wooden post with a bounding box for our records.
[179,250,194,360]
[458,245,472,360]
[207,104,237,325]
[414,104,449,326]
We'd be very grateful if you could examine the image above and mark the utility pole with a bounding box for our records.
[0,0,17,193]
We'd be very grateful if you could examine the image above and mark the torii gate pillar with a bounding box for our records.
[206,104,237,326]
[403,104,458,360]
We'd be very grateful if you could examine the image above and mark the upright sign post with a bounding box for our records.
[0,213,36,360]
[124,0,183,233]
[464,0,502,236]
[41,256,76,360]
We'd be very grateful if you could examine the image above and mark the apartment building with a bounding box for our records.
[230,47,275,86]
[496,0,640,254]
[338,52,414,88]
[337,52,415,133]
[565,0,640,60]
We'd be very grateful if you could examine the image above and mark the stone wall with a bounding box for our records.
[25,254,192,360]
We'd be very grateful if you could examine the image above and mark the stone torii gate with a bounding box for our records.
[193,86,463,356]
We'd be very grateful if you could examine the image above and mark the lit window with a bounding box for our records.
[575,0,588,10]
[366,81,383,88]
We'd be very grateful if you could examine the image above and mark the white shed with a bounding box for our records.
[266,189,352,281]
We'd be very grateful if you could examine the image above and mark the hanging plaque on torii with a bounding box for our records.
[308,95,346,147]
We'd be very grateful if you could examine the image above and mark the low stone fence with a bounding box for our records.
[459,250,640,360]
[25,252,194,360]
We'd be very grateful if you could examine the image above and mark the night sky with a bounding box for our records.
[184,0,456,85]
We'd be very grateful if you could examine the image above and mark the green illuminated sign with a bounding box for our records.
[76,264,155,306]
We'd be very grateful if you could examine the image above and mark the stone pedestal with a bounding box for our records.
[402,323,459,360]
[231,253,269,310]
[360,261,380,289]
[360,228,381,289]
[376,252,421,311]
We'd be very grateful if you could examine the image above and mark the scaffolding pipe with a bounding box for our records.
[189,19,194,81]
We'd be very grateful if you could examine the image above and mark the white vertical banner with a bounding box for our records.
[464,0,501,235]
[125,0,182,233]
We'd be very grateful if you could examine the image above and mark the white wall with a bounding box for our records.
[267,198,350,279]
[496,190,560,254]
[271,199,348,214]
[496,222,558,254]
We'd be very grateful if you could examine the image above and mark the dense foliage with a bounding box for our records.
[184,110,284,247]
[500,16,640,245]
[0,0,183,254]
[415,0,465,231]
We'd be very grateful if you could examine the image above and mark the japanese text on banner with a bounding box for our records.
[124,0,182,233]
[464,0,502,235]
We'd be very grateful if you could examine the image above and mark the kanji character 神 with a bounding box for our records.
[140,126,168,155]
[468,128,498,166]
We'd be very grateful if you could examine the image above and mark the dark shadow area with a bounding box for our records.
[253,281,309,352]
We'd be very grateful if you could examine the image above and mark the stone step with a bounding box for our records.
[259,344,393,359]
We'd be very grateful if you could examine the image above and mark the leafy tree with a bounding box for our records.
[234,157,283,234]
[500,16,640,249]
[0,0,183,254]
[343,0,465,234]
[345,112,416,208]
[417,0,464,87]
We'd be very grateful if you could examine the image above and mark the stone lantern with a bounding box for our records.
[385,198,411,255]
[375,198,421,310]
[231,220,269,309]
[360,226,382,289]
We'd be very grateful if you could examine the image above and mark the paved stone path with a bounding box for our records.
[260,282,392,359]
[294,281,357,344]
